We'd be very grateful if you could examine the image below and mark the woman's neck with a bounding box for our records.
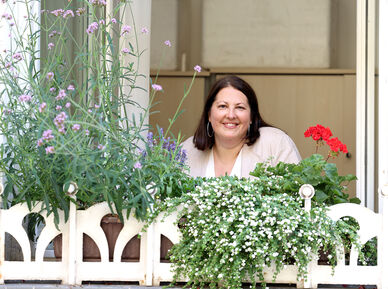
[212,142,244,177]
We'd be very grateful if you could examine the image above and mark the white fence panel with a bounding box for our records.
[0,183,387,288]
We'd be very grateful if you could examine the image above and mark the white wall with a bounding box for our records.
[150,0,178,70]
[149,0,357,69]
[202,0,331,68]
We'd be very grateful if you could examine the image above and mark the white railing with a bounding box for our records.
[0,182,387,288]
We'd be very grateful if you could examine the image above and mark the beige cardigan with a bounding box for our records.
[182,127,302,178]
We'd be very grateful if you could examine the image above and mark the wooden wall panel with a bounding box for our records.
[149,76,207,140]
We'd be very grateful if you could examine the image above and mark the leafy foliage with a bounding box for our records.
[150,177,363,289]
[250,154,359,206]
[0,0,194,225]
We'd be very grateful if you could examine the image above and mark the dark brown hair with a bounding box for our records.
[193,75,270,150]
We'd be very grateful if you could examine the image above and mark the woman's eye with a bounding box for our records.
[237,106,245,110]
[218,105,226,109]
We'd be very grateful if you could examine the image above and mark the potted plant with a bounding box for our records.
[147,125,364,288]
[250,124,359,206]
[0,0,198,259]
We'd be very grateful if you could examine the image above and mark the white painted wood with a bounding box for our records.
[366,0,376,211]
[356,0,367,206]
[379,191,388,289]
[357,0,377,211]
[120,0,151,133]
[67,199,77,284]
[0,194,4,284]
[145,221,154,286]
[378,0,388,215]
[0,189,387,287]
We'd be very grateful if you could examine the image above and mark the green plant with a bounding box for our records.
[150,176,362,289]
[0,0,198,224]
[250,124,359,206]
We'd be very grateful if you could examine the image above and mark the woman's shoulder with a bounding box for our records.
[181,136,210,177]
[259,126,288,137]
[250,126,301,164]
[182,136,196,152]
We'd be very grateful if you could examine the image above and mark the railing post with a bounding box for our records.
[145,221,155,286]
[298,184,316,289]
[65,182,78,285]
[0,183,4,284]
[379,184,388,289]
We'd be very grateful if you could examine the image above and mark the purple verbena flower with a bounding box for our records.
[133,161,142,169]
[164,40,171,47]
[2,13,12,20]
[194,65,202,73]
[46,72,54,81]
[56,105,62,111]
[84,129,90,136]
[37,139,44,147]
[141,27,149,34]
[56,89,66,100]
[51,9,64,17]
[12,53,22,62]
[111,18,117,24]
[54,111,68,133]
[42,129,54,141]
[49,30,59,38]
[152,84,162,91]
[39,102,47,113]
[18,94,32,102]
[63,10,74,18]
[86,22,99,34]
[48,42,55,50]
[67,84,75,91]
[121,47,130,54]
[90,0,106,6]
[65,102,71,108]
[121,25,131,36]
[72,124,81,131]
[97,144,105,150]
[45,146,55,154]
[75,8,86,16]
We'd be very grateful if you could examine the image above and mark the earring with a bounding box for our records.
[207,122,214,137]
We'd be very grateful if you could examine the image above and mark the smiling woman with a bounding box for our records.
[182,75,302,177]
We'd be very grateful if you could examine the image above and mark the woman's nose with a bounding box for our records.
[226,109,236,118]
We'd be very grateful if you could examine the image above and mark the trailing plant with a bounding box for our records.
[150,177,363,289]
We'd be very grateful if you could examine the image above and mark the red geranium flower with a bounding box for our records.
[305,124,348,159]
[326,137,348,154]
[304,124,332,141]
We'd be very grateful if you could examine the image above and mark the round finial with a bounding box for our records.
[64,181,78,196]
[299,184,315,199]
[380,183,388,197]
[0,183,3,196]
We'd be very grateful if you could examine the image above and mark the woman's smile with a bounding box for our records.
[208,86,251,147]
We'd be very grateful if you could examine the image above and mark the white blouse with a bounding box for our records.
[205,148,242,178]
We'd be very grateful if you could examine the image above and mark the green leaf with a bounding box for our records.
[315,190,328,203]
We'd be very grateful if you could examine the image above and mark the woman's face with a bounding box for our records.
[208,86,251,148]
